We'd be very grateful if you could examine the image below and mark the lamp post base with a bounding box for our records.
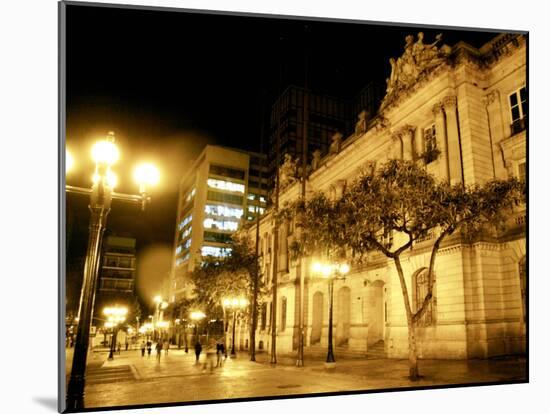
[324,361,337,369]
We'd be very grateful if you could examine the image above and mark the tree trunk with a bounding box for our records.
[407,318,419,380]
[393,256,420,380]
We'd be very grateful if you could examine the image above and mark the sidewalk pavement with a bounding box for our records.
[64,345,526,409]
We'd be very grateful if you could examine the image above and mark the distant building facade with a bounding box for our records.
[238,33,526,360]
[98,236,136,293]
[169,145,268,303]
[93,236,139,327]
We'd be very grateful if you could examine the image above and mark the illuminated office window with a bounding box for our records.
[204,204,243,219]
[178,214,192,230]
[203,218,239,231]
[248,205,265,214]
[207,178,245,193]
[201,246,232,257]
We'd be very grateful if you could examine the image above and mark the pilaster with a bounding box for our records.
[432,103,450,183]
[443,95,463,185]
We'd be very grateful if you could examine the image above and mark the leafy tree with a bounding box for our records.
[189,234,264,359]
[282,160,525,380]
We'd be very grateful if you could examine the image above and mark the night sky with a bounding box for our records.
[65,3,499,310]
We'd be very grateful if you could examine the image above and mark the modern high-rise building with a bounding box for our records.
[267,83,385,191]
[98,236,136,293]
[267,86,352,188]
[93,236,139,325]
[169,145,268,303]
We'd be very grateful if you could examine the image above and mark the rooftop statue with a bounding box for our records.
[329,132,343,154]
[384,32,451,104]
[279,153,298,190]
[355,110,369,136]
[311,149,322,171]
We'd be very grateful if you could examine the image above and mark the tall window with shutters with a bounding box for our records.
[509,86,527,135]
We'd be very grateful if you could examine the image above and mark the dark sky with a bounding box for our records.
[65,3,499,308]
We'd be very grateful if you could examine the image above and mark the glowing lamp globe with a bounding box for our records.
[91,138,119,166]
[134,163,160,188]
[66,149,74,173]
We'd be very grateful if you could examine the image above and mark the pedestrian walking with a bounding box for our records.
[216,341,225,367]
[146,340,152,358]
[125,340,129,351]
[164,340,169,355]
[156,341,162,361]
[140,341,146,357]
[194,341,202,363]
[117,342,122,355]
[204,347,215,373]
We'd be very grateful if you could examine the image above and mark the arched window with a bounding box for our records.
[280,297,287,332]
[519,257,526,322]
[413,268,436,326]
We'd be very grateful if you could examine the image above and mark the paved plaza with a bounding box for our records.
[65,346,527,409]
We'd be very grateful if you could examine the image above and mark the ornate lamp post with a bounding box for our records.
[65,132,160,410]
[223,297,249,357]
[103,306,127,360]
[311,261,350,364]
[153,296,168,341]
[190,311,206,345]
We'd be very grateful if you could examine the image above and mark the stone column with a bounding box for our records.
[401,125,415,161]
[432,103,449,183]
[443,95,463,185]
[414,126,424,163]
[391,133,403,160]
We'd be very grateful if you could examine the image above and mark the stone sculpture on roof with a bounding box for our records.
[279,153,298,190]
[383,32,451,108]
[355,110,369,136]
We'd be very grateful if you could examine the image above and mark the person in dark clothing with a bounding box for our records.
[194,342,202,363]
[156,341,162,362]
[140,341,146,357]
[146,341,152,358]
[216,342,225,367]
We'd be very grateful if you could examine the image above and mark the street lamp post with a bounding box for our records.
[222,297,248,357]
[65,132,159,410]
[103,306,127,360]
[190,311,206,345]
[311,261,350,364]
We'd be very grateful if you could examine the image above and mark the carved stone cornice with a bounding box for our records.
[442,95,457,110]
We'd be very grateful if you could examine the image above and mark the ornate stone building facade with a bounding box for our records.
[239,33,527,359]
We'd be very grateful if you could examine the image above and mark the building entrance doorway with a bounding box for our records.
[366,280,385,346]
[336,287,351,346]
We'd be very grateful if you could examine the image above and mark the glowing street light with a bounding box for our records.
[66,131,159,410]
[190,311,206,345]
[66,149,74,173]
[103,306,128,360]
[134,162,160,193]
[311,260,350,364]
[152,295,169,341]
[222,297,249,357]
